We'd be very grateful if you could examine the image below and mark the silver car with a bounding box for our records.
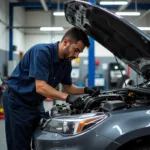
[34,1,150,150]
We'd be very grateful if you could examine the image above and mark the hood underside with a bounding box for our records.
[64,0,150,79]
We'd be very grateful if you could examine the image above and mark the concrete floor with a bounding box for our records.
[0,120,7,150]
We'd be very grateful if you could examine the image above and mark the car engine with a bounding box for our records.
[51,81,150,117]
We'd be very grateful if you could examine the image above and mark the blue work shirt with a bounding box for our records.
[7,42,72,103]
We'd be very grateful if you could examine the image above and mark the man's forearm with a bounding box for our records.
[63,84,85,95]
[36,80,68,101]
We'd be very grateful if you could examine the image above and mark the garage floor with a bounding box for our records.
[0,120,7,150]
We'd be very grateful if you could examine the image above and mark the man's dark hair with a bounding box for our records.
[61,27,90,47]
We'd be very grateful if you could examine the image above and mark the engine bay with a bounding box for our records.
[51,81,150,117]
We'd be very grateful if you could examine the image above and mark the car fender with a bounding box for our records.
[93,107,150,145]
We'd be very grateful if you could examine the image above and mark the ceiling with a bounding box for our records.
[17,0,150,3]
[14,0,150,11]
[10,0,150,34]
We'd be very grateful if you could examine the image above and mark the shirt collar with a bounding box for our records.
[53,41,60,63]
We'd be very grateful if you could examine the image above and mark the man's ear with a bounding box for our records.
[63,38,70,47]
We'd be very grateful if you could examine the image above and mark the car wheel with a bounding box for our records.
[119,145,150,150]
[133,145,150,150]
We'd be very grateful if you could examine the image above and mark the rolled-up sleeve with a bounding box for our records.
[29,49,51,82]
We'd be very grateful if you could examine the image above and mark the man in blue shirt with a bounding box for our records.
[2,27,99,150]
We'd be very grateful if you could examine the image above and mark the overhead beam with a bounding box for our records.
[10,2,51,7]
[10,2,150,10]
[40,0,48,11]
[118,0,132,11]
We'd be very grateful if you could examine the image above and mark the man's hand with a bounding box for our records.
[84,86,100,97]
[66,95,83,109]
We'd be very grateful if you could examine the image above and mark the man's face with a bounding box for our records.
[62,40,85,61]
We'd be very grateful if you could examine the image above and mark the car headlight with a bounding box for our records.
[43,112,108,135]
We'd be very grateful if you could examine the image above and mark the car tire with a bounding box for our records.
[120,145,150,150]
[133,145,150,150]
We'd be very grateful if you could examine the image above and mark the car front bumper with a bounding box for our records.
[34,128,120,150]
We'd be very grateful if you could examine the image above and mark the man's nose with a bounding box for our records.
[74,52,79,58]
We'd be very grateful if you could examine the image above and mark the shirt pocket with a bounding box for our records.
[51,72,63,87]
[52,66,66,87]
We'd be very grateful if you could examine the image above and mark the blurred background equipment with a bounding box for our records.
[0,73,7,119]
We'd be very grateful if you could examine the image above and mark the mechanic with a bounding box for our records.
[2,27,100,150]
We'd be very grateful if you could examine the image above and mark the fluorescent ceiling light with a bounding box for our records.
[116,12,141,16]
[40,27,64,31]
[53,12,65,16]
[100,1,128,5]
[138,27,150,31]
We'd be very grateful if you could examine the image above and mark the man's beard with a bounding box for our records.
[63,45,75,61]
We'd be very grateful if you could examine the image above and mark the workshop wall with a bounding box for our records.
[0,50,19,76]
[0,0,9,76]
[124,12,149,27]
[0,0,25,52]
[0,0,9,51]
[25,11,53,27]
[73,56,144,89]
[24,9,150,54]
[0,0,24,75]
[1,4,149,78]
[23,9,148,89]
[14,7,25,52]
[25,31,114,57]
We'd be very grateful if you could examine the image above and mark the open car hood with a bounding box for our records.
[64,0,150,80]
